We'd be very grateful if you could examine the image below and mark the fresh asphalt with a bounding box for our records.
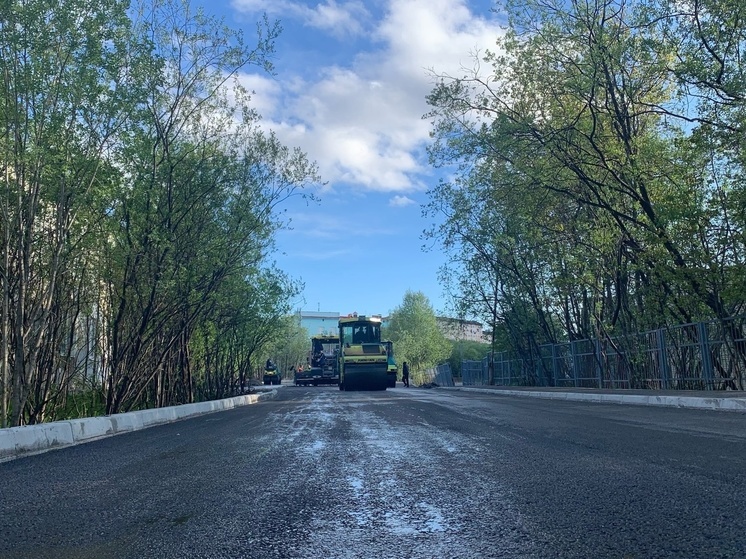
[1,383,745,558]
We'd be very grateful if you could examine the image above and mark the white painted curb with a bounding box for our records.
[452,387,746,411]
[0,389,277,463]
[0,423,75,461]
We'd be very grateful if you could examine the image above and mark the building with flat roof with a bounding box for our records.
[436,317,487,343]
[296,310,389,336]
[296,310,340,336]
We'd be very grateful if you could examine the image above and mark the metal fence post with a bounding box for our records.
[656,328,669,390]
[698,321,714,390]
[489,352,495,385]
[571,340,579,387]
[595,338,603,389]
[552,344,559,386]
[536,358,542,386]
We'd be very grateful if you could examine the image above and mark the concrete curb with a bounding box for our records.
[450,387,746,412]
[0,389,278,463]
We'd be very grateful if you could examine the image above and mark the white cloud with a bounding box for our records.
[389,195,416,207]
[233,0,504,194]
[308,0,369,36]
[292,247,352,261]
[377,0,503,80]
[286,213,346,240]
[237,73,282,118]
[230,0,268,11]
[284,209,397,242]
[232,0,370,37]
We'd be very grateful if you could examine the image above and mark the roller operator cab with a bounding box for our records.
[338,315,388,391]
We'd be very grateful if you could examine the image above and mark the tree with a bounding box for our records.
[425,0,746,391]
[263,316,310,382]
[385,291,451,385]
[192,269,301,400]
[0,0,136,425]
[446,339,491,378]
[99,0,319,414]
[0,0,322,423]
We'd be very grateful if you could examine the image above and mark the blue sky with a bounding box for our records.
[196,0,505,317]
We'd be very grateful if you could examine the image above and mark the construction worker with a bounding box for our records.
[402,361,410,387]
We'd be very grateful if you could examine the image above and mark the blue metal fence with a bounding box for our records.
[462,359,489,386]
[461,318,746,390]
[422,363,455,387]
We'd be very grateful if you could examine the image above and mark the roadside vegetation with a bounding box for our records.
[0,0,320,426]
[425,0,746,373]
[445,339,492,381]
[384,291,452,386]
[263,319,310,383]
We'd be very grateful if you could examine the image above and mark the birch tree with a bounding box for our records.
[0,0,133,425]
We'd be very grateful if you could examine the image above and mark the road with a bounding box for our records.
[1,385,745,558]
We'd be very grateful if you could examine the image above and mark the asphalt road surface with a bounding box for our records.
[1,385,745,558]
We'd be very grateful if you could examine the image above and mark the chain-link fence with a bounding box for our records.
[462,317,746,390]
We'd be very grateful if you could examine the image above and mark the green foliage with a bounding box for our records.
[446,339,491,378]
[50,389,108,421]
[190,267,302,400]
[385,291,452,385]
[425,0,746,366]
[0,0,320,424]
[262,315,310,378]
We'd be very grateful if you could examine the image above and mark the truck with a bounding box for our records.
[337,314,388,391]
[383,340,398,388]
[298,334,340,386]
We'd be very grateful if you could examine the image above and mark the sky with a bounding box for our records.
[196,0,505,318]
